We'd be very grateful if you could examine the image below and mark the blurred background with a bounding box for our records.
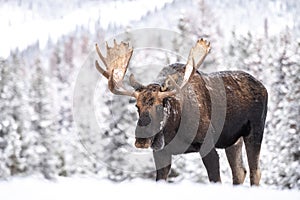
[0,0,299,190]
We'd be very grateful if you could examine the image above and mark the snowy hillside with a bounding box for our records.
[0,177,299,200]
[0,0,173,58]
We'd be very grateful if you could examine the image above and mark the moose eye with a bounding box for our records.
[129,98,136,104]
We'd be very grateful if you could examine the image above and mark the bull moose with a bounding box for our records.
[94,39,268,186]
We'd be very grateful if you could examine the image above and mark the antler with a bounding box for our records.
[95,40,138,97]
[158,38,210,99]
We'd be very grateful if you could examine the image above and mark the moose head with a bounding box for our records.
[95,39,210,151]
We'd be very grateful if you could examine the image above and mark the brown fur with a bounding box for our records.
[134,63,268,185]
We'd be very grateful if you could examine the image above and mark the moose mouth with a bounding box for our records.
[135,131,164,151]
[135,138,152,149]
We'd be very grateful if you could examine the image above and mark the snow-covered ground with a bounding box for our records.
[0,177,299,200]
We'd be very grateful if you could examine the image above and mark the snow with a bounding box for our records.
[1,0,299,191]
[207,0,298,40]
[2,0,295,59]
[0,177,299,200]
[0,0,173,58]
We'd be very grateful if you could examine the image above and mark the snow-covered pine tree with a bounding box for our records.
[0,52,35,177]
[225,31,254,71]
[63,36,74,69]
[0,58,20,178]
[28,57,60,179]
[261,29,300,189]
[187,0,222,72]
[272,30,299,189]
[280,34,300,189]
[49,33,97,177]
[50,38,75,177]
[172,13,193,63]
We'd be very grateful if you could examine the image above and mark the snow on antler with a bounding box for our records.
[95,40,137,97]
[162,38,211,97]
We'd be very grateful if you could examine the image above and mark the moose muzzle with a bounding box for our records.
[135,138,152,149]
[134,106,165,150]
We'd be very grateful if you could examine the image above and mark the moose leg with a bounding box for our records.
[244,133,262,186]
[153,150,172,181]
[225,138,247,185]
[201,148,221,183]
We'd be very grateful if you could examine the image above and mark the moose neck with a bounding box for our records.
[162,96,182,145]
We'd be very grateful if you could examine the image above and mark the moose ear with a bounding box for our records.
[160,74,179,92]
[129,74,145,91]
[160,83,168,92]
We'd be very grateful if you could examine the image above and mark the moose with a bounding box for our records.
[94,39,268,186]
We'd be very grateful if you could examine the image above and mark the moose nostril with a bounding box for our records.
[138,112,151,127]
